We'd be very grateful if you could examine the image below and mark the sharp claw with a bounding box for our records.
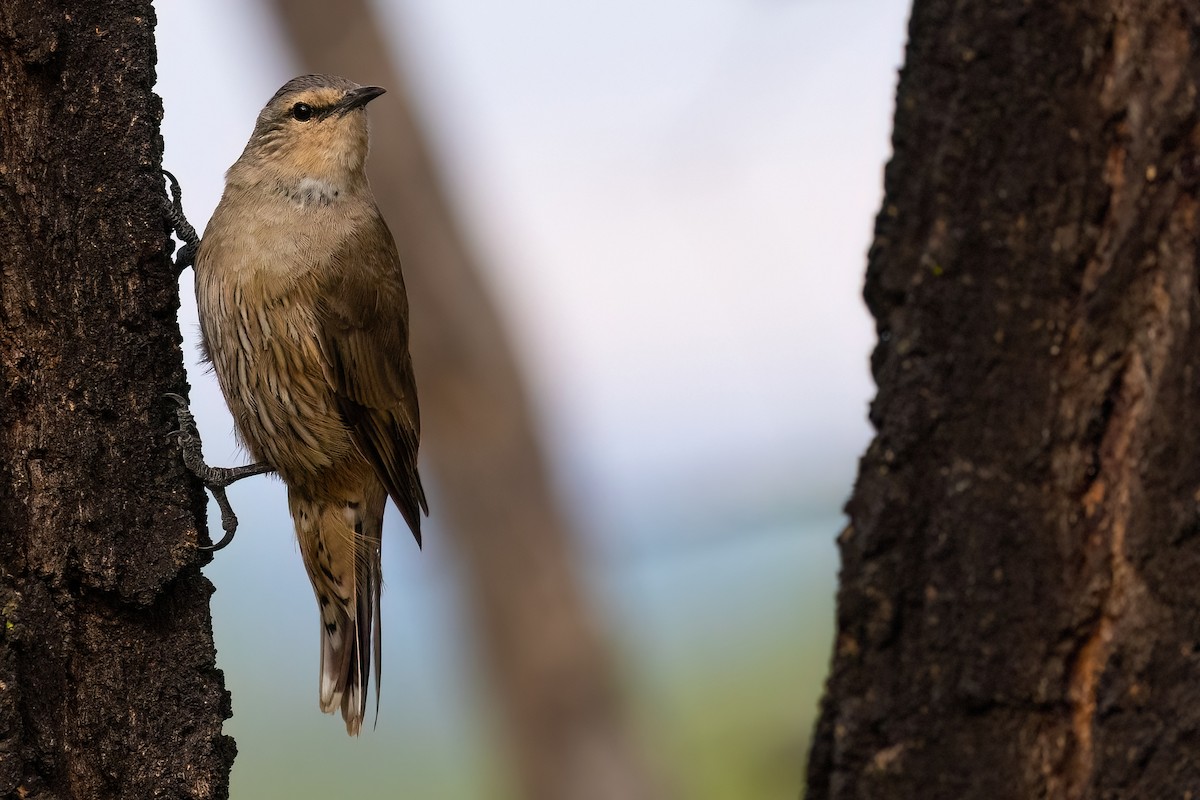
[200,531,237,552]
[165,393,198,443]
[200,506,237,551]
[163,169,200,273]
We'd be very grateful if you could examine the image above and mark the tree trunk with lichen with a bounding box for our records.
[807,3,1200,799]
[0,3,234,799]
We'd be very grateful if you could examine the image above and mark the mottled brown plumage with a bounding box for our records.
[195,74,427,735]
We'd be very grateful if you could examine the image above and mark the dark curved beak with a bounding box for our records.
[336,86,386,116]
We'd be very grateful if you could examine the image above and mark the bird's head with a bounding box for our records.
[233,74,386,193]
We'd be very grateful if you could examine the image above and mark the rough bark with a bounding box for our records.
[807,3,1200,799]
[265,2,663,798]
[0,3,234,799]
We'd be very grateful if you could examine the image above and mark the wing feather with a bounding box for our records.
[317,211,428,543]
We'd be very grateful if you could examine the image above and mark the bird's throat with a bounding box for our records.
[284,176,344,208]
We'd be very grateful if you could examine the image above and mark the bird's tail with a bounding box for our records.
[290,489,384,735]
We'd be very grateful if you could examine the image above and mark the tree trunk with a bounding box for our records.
[266,3,662,799]
[807,3,1200,799]
[0,4,233,799]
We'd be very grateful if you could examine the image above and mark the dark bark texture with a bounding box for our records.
[808,3,1200,799]
[0,3,233,799]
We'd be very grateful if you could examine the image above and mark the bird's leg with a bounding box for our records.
[161,174,271,550]
[163,169,200,274]
[166,393,274,551]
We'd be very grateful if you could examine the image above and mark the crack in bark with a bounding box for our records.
[1058,192,1194,797]
[1050,12,1196,789]
[1065,349,1145,799]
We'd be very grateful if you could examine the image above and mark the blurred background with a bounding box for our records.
[156,1,908,797]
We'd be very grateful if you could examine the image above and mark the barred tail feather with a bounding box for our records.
[293,490,384,736]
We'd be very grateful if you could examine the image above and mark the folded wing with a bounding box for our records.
[316,211,429,543]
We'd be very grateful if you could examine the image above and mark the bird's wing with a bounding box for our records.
[316,211,428,544]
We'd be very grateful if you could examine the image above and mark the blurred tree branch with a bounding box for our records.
[265,1,664,797]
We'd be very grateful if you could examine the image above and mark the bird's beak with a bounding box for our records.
[336,86,387,116]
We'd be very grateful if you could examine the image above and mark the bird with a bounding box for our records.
[193,74,428,735]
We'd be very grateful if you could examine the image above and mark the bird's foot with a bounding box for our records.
[166,393,274,551]
[163,169,200,273]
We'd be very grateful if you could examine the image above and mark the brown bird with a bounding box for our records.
[194,74,427,735]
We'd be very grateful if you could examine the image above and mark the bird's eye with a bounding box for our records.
[291,103,313,122]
